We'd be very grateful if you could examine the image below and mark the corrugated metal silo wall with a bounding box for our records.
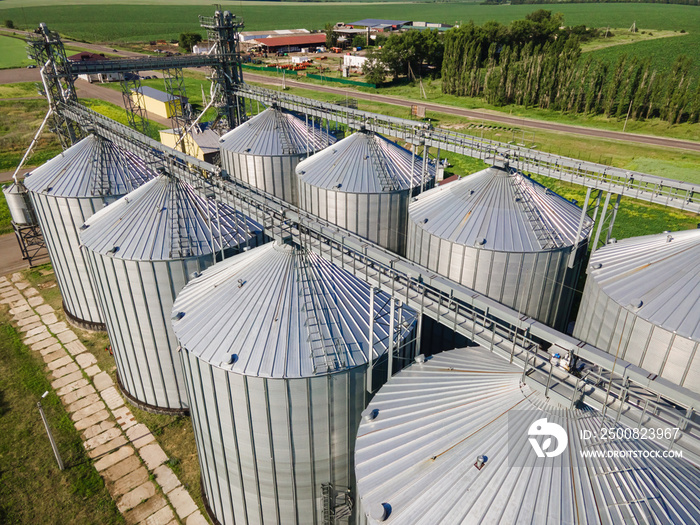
[3,184,35,225]
[181,351,368,525]
[84,240,263,412]
[573,278,700,395]
[221,149,302,206]
[298,183,410,257]
[406,221,585,331]
[29,192,109,327]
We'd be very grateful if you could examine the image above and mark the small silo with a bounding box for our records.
[574,229,700,395]
[80,174,264,414]
[3,181,37,226]
[219,105,335,206]
[23,135,154,330]
[355,347,700,524]
[297,130,435,255]
[406,164,592,330]
[171,241,417,525]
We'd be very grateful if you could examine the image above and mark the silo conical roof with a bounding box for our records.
[409,166,591,252]
[355,347,700,524]
[586,229,700,341]
[219,106,334,156]
[23,134,154,197]
[80,175,262,261]
[172,242,417,378]
[297,130,434,193]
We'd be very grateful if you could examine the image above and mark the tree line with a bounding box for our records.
[440,10,700,124]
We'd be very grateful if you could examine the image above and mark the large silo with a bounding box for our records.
[171,241,417,525]
[297,130,435,255]
[219,106,335,206]
[80,174,264,414]
[574,229,700,395]
[23,135,154,330]
[355,347,700,524]
[406,165,592,330]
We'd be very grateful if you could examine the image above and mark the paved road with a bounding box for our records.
[242,72,700,154]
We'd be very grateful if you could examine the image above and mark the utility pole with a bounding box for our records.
[38,391,64,470]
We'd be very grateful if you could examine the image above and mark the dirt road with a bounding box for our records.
[0,232,48,275]
[242,72,700,154]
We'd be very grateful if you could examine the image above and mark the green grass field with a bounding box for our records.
[0,3,696,48]
[80,98,166,141]
[0,312,124,524]
[0,34,33,69]
[0,99,62,172]
[528,174,700,241]
[3,3,694,83]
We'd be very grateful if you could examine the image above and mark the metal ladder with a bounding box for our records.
[297,252,345,374]
[169,180,192,258]
[366,134,399,192]
[90,137,112,197]
[510,173,563,249]
[276,111,297,156]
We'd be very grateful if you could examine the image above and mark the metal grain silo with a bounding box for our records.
[23,135,154,330]
[406,165,592,330]
[355,346,700,524]
[171,241,417,525]
[80,174,264,414]
[219,106,335,206]
[574,229,700,395]
[3,181,37,226]
[297,130,435,255]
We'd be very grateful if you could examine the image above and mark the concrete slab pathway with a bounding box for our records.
[1,273,208,525]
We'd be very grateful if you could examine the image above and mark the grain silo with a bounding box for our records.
[23,135,154,330]
[171,241,417,525]
[355,347,700,524]
[406,164,591,330]
[80,174,264,414]
[297,130,435,255]
[3,181,37,226]
[219,105,335,206]
[574,228,700,395]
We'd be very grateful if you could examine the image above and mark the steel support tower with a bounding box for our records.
[199,10,247,132]
[26,23,82,148]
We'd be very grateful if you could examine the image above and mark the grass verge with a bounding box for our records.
[0,306,124,524]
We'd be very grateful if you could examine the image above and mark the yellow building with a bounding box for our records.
[159,126,220,163]
[131,86,187,119]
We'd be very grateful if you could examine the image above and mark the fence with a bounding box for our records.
[241,64,376,88]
